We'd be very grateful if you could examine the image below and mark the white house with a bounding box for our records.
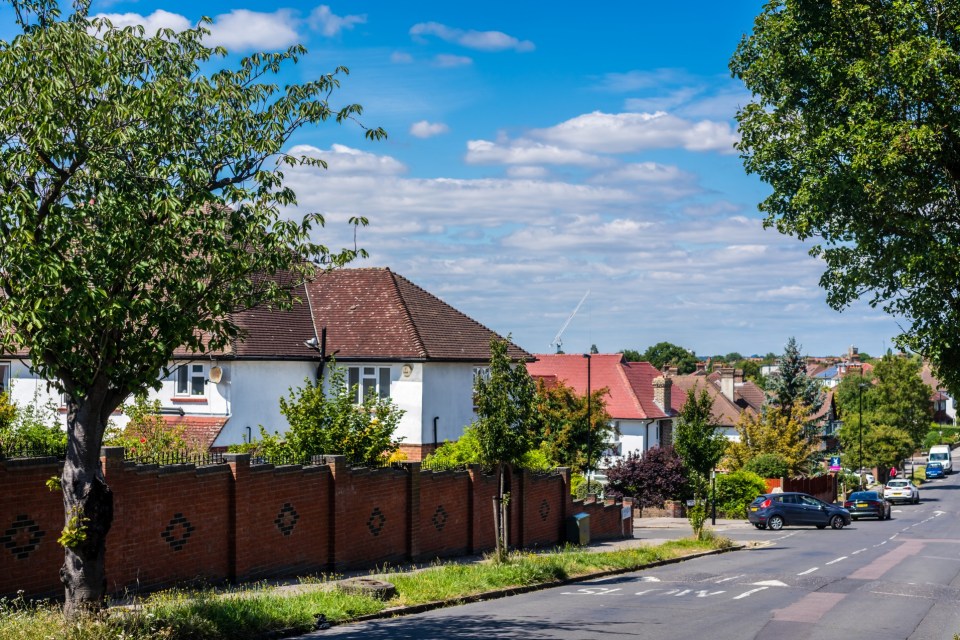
[1,267,530,460]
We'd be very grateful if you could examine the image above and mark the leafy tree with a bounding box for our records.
[714,470,767,519]
[620,349,642,362]
[768,338,822,416]
[870,355,932,447]
[0,1,383,615]
[0,392,17,432]
[473,337,538,561]
[272,365,404,465]
[589,344,599,354]
[724,352,744,363]
[732,1,960,396]
[641,342,698,374]
[743,453,790,479]
[864,424,915,483]
[604,446,688,509]
[531,378,611,470]
[725,404,818,476]
[833,372,877,426]
[673,387,726,538]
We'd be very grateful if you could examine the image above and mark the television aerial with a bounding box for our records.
[550,290,590,354]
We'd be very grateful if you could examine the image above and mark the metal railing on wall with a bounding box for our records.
[0,441,67,460]
[125,450,227,467]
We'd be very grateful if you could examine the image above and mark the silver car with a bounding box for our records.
[884,479,919,504]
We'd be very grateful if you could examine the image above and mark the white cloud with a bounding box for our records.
[533,111,739,154]
[288,144,407,176]
[589,162,696,185]
[307,5,366,37]
[433,54,473,68]
[410,121,450,138]
[465,139,608,167]
[94,10,191,34]
[506,166,550,179]
[207,9,300,50]
[391,51,414,64]
[410,22,534,52]
[596,69,695,92]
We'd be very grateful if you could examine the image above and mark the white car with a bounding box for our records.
[884,479,920,504]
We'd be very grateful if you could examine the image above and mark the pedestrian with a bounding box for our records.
[890,466,897,479]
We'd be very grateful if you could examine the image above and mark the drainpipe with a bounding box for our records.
[433,416,439,451]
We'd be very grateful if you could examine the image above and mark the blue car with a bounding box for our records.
[926,462,945,479]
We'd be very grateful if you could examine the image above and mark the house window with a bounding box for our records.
[0,362,8,394]
[176,364,205,396]
[348,366,391,402]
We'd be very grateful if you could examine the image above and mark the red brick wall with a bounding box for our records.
[331,460,410,571]
[104,451,232,593]
[229,459,332,581]
[418,470,471,559]
[1,453,631,599]
[0,458,64,597]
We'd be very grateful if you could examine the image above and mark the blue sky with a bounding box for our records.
[6,1,906,358]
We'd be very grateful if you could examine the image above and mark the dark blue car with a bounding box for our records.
[926,462,945,479]
[748,492,851,530]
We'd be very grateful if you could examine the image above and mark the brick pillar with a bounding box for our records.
[404,461,421,561]
[517,467,528,549]
[224,453,250,582]
[99,446,125,479]
[325,455,345,569]
[622,497,634,538]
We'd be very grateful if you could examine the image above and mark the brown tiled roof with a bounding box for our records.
[736,381,767,412]
[160,416,229,451]
[670,375,757,428]
[305,268,529,362]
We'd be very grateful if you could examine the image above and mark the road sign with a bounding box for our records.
[829,456,841,472]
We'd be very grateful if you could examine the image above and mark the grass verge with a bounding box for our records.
[0,535,733,640]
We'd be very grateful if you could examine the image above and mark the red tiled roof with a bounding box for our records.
[620,360,672,419]
[305,268,530,362]
[527,354,659,420]
[736,381,767,412]
[160,416,229,451]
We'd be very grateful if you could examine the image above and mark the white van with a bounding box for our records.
[928,445,953,474]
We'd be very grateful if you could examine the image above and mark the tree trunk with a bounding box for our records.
[60,399,114,618]
[493,464,504,562]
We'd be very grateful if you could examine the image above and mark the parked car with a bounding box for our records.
[843,490,891,520]
[884,478,920,504]
[925,462,945,479]
[748,492,851,530]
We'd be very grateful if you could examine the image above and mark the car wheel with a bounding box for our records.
[830,515,845,530]
[768,515,784,531]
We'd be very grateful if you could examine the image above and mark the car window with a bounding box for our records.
[887,480,908,487]
[799,496,821,506]
[780,494,798,504]
[849,492,873,500]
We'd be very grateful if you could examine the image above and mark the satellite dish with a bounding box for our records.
[209,366,223,384]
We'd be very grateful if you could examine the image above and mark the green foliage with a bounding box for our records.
[57,509,88,549]
[726,404,818,476]
[673,387,727,487]
[768,338,822,415]
[104,395,199,459]
[687,502,708,540]
[620,349,642,362]
[714,470,767,519]
[44,476,60,492]
[923,428,959,450]
[732,1,960,396]
[531,378,612,470]
[274,365,404,466]
[639,342,698,374]
[870,355,933,447]
[742,453,790,479]
[472,338,537,468]
[425,426,553,472]
[864,424,916,472]
[0,392,66,455]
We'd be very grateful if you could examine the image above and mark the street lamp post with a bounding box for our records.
[583,353,592,497]
[858,378,868,489]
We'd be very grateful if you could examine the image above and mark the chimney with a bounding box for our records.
[695,361,706,375]
[653,375,672,413]
[735,368,744,384]
[719,367,736,403]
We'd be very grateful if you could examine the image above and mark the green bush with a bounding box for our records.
[743,453,789,479]
[0,392,66,455]
[924,427,960,449]
[714,470,767,518]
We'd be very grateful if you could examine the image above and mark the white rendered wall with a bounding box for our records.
[421,362,480,447]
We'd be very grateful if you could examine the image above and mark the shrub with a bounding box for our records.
[605,446,688,508]
[714,470,767,518]
[743,453,789,479]
[0,392,66,455]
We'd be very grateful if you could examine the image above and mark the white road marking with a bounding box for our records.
[715,575,744,583]
[638,576,660,582]
[752,580,788,587]
[734,587,769,600]
[634,589,661,596]
[797,567,818,576]
[696,590,725,597]
[560,587,621,595]
[825,556,847,565]
[851,548,867,555]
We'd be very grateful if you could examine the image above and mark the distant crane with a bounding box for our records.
[550,290,590,354]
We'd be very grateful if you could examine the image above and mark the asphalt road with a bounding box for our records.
[305,465,960,639]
